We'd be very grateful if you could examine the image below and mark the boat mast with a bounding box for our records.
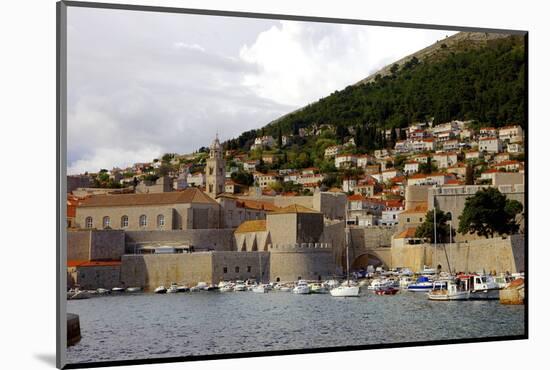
[433,192,437,272]
[258,252,262,284]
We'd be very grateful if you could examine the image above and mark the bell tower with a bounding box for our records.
[206,133,225,198]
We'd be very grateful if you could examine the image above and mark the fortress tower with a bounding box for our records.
[206,134,226,198]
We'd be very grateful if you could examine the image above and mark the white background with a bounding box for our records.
[1,0,547,369]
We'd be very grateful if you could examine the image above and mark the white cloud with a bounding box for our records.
[173,42,206,52]
[68,147,163,175]
[239,21,454,107]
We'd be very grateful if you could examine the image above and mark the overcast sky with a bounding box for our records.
[67,7,455,174]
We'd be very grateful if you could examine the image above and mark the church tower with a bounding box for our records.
[205,134,225,198]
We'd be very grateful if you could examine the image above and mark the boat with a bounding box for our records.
[367,278,394,290]
[67,288,91,300]
[330,219,360,297]
[234,281,246,291]
[457,274,500,300]
[219,284,234,292]
[293,280,310,294]
[154,285,167,294]
[494,274,512,289]
[310,282,329,294]
[325,279,340,289]
[279,285,291,292]
[111,287,125,293]
[167,283,178,294]
[205,284,219,291]
[96,288,110,295]
[374,286,399,295]
[189,286,200,292]
[126,287,141,293]
[252,284,268,293]
[176,285,189,292]
[196,282,209,291]
[407,276,442,292]
[428,280,470,301]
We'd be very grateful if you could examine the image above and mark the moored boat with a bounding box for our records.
[374,286,399,295]
[407,276,441,292]
[154,285,167,294]
[126,287,141,293]
[252,284,268,293]
[427,280,470,301]
[457,274,500,300]
[111,287,125,293]
[309,282,329,294]
[292,280,310,294]
[167,283,178,294]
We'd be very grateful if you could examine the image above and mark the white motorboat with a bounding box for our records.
[154,285,167,294]
[126,287,141,293]
[176,285,189,292]
[234,281,246,291]
[196,282,209,291]
[428,280,470,301]
[96,288,110,295]
[367,278,393,290]
[67,288,91,300]
[167,283,178,294]
[292,281,310,294]
[219,284,234,292]
[111,287,125,293]
[252,284,268,293]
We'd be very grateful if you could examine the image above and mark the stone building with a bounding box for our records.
[205,134,226,198]
[75,187,222,231]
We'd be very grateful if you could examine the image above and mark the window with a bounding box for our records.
[235,266,240,273]
[247,266,251,273]
[85,217,93,228]
[420,218,423,222]
[407,218,411,223]
[139,215,147,227]
[102,216,110,228]
[157,214,165,228]
[121,215,128,228]
[209,167,213,175]
[223,267,227,274]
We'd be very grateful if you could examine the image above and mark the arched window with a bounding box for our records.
[157,214,165,228]
[102,216,110,228]
[121,215,129,228]
[85,217,93,228]
[139,215,147,228]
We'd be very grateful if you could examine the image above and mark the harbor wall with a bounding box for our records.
[68,265,121,290]
[391,234,525,273]
[124,229,236,253]
[120,251,268,290]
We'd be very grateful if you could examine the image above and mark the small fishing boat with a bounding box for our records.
[176,285,189,292]
[367,278,394,290]
[293,280,310,294]
[154,285,167,294]
[428,280,470,301]
[374,286,399,295]
[125,287,141,293]
[457,274,500,300]
[111,287,125,293]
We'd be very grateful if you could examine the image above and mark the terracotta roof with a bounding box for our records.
[347,194,365,201]
[236,199,280,212]
[271,204,320,214]
[396,227,418,239]
[78,188,217,208]
[401,203,428,215]
[67,260,122,267]
[234,220,267,234]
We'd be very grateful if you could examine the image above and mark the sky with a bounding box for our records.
[67,7,455,174]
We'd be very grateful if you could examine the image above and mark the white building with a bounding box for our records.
[478,138,503,153]
[432,152,458,169]
[403,161,420,175]
[335,154,358,169]
[498,125,524,143]
[324,145,342,158]
[187,172,205,187]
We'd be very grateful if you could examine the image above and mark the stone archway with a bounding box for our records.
[351,251,390,270]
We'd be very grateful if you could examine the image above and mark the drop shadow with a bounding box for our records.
[34,353,57,367]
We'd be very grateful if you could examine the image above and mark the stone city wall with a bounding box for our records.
[391,234,525,273]
[269,248,336,282]
[68,265,121,290]
[67,229,125,261]
[124,229,236,252]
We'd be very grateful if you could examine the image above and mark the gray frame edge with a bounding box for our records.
[57,1,68,369]
[62,0,527,35]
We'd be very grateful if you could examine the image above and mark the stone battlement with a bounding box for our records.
[268,242,333,253]
[430,184,524,197]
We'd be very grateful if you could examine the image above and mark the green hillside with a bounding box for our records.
[227,33,525,151]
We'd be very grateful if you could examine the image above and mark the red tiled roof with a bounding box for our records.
[396,227,418,239]
[79,187,218,207]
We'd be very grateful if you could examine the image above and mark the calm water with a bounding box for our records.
[67,290,525,365]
